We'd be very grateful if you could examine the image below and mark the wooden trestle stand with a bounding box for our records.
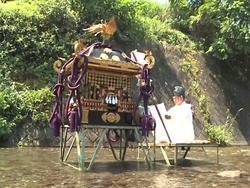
[60,125,154,171]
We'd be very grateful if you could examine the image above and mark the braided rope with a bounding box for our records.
[49,42,112,135]
[132,64,155,136]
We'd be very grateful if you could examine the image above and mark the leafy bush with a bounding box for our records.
[170,0,250,62]
[0,78,54,139]
[0,0,84,86]
[206,108,243,146]
[207,124,234,146]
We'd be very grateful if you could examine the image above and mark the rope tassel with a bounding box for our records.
[52,114,61,137]
[70,108,77,132]
[141,115,149,136]
[70,106,81,133]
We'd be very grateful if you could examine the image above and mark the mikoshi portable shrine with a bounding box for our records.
[49,17,156,171]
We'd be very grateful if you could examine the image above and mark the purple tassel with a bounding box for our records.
[70,108,80,132]
[70,109,76,132]
[141,115,151,137]
[141,116,148,136]
[53,115,60,137]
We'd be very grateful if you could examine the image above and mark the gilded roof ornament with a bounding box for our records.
[83,16,117,43]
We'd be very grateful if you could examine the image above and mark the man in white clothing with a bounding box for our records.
[165,86,195,143]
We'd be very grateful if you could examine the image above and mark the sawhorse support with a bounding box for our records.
[138,142,219,166]
[60,125,154,171]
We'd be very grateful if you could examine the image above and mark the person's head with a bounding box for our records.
[172,86,185,105]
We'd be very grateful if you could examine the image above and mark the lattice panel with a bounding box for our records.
[83,72,132,90]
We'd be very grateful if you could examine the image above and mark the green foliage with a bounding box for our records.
[80,0,164,42]
[191,0,247,59]
[0,0,198,88]
[206,108,243,146]
[1,0,249,84]
[161,29,197,51]
[206,123,233,146]
[0,78,54,139]
[172,0,250,62]
[0,0,83,86]
[169,0,204,34]
[80,0,197,49]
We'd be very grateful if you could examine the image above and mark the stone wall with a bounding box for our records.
[147,42,249,145]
